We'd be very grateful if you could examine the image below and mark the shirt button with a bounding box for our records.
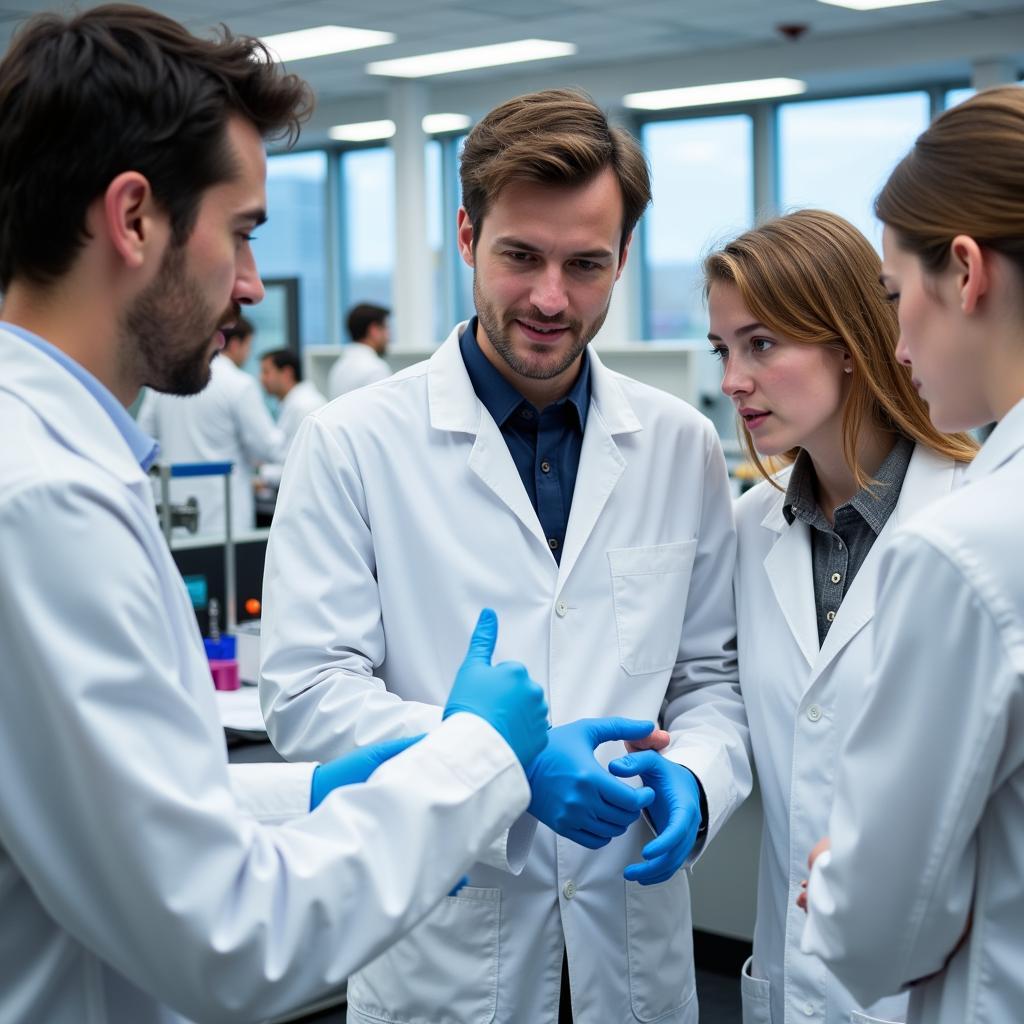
[563,880,577,900]
[807,704,822,722]
[548,537,559,551]
[831,572,841,584]
[555,601,568,617]
[540,460,551,473]
[836,540,844,550]
[826,610,836,622]
[520,408,534,420]
[803,1003,815,1017]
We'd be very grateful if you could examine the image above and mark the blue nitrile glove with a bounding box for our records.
[526,718,659,850]
[443,609,550,768]
[310,735,425,810]
[609,750,704,885]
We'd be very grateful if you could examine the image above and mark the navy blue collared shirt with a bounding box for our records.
[459,318,591,563]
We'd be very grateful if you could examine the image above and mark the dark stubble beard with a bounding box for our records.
[473,271,610,382]
[121,241,236,397]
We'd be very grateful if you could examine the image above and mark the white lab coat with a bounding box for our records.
[260,325,752,1024]
[735,445,964,1024]
[260,380,327,488]
[0,327,533,1024]
[276,379,326,449]
[326,342,391,399]
[801,397,1024,1023]
[138,354,286,536]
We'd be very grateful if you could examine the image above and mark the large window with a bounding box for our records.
[341,147,395,312]
[252,151,328,346]
[641,115,753,339]
[779,92,930,248]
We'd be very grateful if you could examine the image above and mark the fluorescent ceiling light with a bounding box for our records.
[329,119,396,142]
[624,78,807,110]
[367,39,577,78]
[261,26,395,63]
[816,0,940,9]
[422,113,472,134]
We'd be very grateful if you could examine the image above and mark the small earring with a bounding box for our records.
[844,367,853,374]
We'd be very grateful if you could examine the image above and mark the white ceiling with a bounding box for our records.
[2,0,1023,141]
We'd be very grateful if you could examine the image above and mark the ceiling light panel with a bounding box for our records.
[261,26,395,63]
[328,120,396,142]
[366,39,577,78]
[624,78,807,110]
[816,0,941,10]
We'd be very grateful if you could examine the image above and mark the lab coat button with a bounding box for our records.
[807,704,822,723]
[563,880,577,899]
[803,1003,815,1016]
[555,601,568,617]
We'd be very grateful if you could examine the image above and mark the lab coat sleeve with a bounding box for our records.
[801,530,1006,1006]
[259,416,535,873]
[661,422,752,860]
[260,414,444,756]
[0,478,531,1024]
[234,374,287,466]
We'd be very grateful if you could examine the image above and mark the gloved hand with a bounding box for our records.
[609,750,704,885]
[310,735,425,810]
[443,608,550,768]
[527,718,659,850]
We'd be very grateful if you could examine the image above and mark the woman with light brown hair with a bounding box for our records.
[801,85,1024,1024]
[704,207,976,1024]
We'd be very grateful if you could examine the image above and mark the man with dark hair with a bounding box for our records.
[137,311,287,536]
[262,88,750,1024]
[0,7,551,1023]
[259,347,325,485]
[327,301,392,398]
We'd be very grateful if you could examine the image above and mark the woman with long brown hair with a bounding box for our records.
[802,86,1024,1024]
[704,208,976,1024]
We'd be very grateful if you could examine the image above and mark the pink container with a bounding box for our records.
[209,658,240,691]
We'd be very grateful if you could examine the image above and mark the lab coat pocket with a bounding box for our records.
[346,886,500,1024]
[740,955,773,1024]
[850,1013,901,1023]
[609,541,698,676]
[624,873,696,1022]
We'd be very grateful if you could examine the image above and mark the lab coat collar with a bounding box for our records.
[760,445,957,674]
[0,327,146,486]
[966,396,1024,483]
[427,324,643,438]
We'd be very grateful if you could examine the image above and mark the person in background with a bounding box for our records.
[326,301,392,398]
[260,88,750,1024]
[800,85,1024,1024]
[0,5,552,1023]
[258,347,325,487]
[138,313,285,536]
[704,208,976,1024]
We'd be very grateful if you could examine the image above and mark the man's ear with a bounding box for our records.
[949,234,988,315]
[615,231,633,281]
[456,207,476,268]
[99,171,166,270]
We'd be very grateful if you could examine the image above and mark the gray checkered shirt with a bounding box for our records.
[783,436,914,645]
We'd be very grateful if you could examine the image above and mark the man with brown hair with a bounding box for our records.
[262,89,750,1023]
[0,7,551,1022]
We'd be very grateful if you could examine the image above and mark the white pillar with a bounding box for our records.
[752,104,779,223]
[389,80,434,350]
[972,58,1018,91]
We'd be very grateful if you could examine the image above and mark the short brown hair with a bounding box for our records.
[704,209,977,488]
[459,88,650,256]
[876,85,1024,278]
[0,4,313,290]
